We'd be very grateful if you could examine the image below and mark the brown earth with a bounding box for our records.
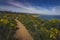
[14,19,34,40]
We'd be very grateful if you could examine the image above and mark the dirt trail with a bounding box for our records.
[14,19,34,40]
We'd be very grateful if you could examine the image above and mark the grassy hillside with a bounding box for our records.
[0,11,60,40]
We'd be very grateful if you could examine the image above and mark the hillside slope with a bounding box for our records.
[0,11,60,40]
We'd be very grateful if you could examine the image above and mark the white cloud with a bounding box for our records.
[4,1,60,15]
[0,6,23,12]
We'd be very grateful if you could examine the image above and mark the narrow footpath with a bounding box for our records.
[14,19,34,40]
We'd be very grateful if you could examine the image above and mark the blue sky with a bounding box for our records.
[0,0,60,15]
